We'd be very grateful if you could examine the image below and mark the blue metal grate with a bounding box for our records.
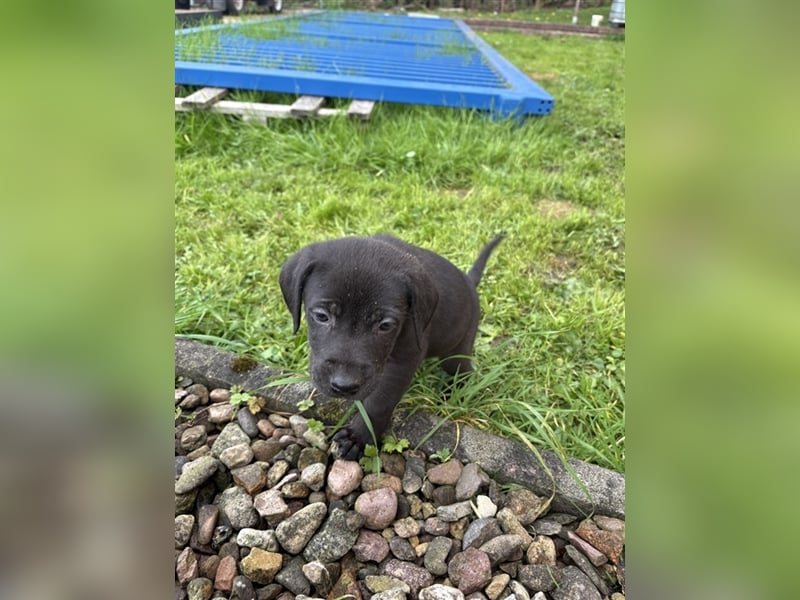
[175,11,554,118]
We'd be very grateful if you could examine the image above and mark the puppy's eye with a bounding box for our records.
[377,319,396,333]
[311,310,330,324]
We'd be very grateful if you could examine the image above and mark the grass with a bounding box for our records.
[175,24,625,472]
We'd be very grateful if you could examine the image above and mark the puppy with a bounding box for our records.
[279,234,503,459]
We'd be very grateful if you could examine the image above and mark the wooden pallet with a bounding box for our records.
[175,87,376,123]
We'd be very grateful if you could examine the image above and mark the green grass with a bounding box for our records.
[175,29,625,472]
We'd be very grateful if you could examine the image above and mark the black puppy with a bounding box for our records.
[279,234,503,460]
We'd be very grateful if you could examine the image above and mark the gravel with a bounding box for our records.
[175,381,625,600]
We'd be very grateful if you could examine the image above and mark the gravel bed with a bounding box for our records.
[175,380,625,600]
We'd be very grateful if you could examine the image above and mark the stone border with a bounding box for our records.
[175,338,624,519]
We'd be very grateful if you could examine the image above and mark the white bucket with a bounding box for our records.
[591,14,604,27]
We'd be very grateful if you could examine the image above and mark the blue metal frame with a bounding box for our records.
[175,11,554,118]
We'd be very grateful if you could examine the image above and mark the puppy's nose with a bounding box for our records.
[329,375,361,397]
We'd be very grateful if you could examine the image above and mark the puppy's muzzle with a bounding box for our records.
[314,359,374,399]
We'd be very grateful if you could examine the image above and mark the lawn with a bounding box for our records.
[175,18,625,472]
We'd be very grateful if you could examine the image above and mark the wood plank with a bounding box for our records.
[181,87,228,109]
[347,100,375,121]
[290,95,325,117]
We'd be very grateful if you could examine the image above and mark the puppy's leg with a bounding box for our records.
[333,359,419,460]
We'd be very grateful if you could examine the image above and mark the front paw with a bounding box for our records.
[332,421,373,461]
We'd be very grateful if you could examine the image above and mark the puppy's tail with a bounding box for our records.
[467,234,505,287]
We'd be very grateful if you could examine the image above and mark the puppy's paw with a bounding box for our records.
[332,422,372,461]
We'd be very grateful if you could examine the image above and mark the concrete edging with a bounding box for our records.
[175,337,625,519]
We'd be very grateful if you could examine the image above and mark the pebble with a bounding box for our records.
[209,388,231,403]
[303,508,364,562]
[240,548,283,585]
[352,529,390,563]
[174,386,625,600]
[550,565,601,600]
[276,502,328,554]
[437,500,473,522]
[427,459,463,485]
[354,487,398,530]
[423,536,452,576]
[175,455,218,494]
[186,577,213,600]
[420,583,466,600]
[448,547,492,595]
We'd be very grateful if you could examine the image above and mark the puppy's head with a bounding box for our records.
[279,237,438,399]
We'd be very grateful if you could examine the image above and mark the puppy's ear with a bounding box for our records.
[406,269,439,351]
[279,249,315,334]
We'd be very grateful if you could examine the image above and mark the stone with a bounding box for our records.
[462,518,503,550]
[266,460,290,488]
[181,425,208,453]
[371,590,408,600]
[231,462,268,495]
[526,535,557,566]
[275,502,328,554]
[517,564,561,593]
[437,500,473,522]
[256,418,275,438]
[424,516,451,536]
[303,508,364,563]
[232,575,256,600]
[455,462,488,501]
[216,485,259,530]
[402,454,426,494]
[180,393,202,410]
[274,555,311,596]
[549,566,601,600]
[354,487,398,530]
[593,515,625,533]
[532,518,563,536]
[300,463,327,491]
[208,403,236,424]
[362,473,403,494]
[509,580,532,600]
[281,481,311,499]
[197,554,219,580]
[419,584,466,600]
[268,414,290,427]
[449,516,470,540]
[564,530,608,567]
[176,547,199,585]
[185,383,209,404]
[220,442,254,469]
[251,439,282,463]
[474,495,497,518]
[211,423,251,458]
[365,575,410,594]
[175,514,195,549]
[485,574,510,600]
[186,577,213,600]
[431,485,457,506]
[423,536,452,576]
[196,504,219,545]
[302,561,334,596]
[479,534,524,566]
[175,455,218,494]
[427,460,463,485]
[237,407,261,437]
[388,536,417,561]
[503,489,547,525]
[381,559,434,598]
[380,452,406,478]
[575,518,624,564]
[209,388,231,403]
[352,529,390,563]
[254,488,290,522]
[496,507,532,550]
[393,516,422,538]
[236,528,280,552]
[326,459,364,497]
[213,555,237,592]
[564,545,610,596]
[448,547,492,595]
[240,548,283,585]
[302,429,328,451]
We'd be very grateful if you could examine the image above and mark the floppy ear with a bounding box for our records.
[406,269,439,351]
[279,249,315,334]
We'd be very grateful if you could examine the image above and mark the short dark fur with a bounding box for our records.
[279,234,503,459]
